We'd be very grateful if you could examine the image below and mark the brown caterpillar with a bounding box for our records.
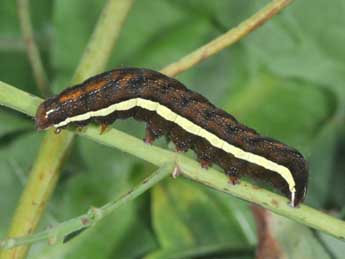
[35,67,308,206]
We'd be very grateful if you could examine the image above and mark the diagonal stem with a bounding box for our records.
[161,0,293,77]
[0,163,174,249]
[81,126,345,240]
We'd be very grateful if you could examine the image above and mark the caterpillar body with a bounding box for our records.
[35,67,308,207]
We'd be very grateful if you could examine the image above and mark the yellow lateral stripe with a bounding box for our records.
[156,104,177,122]
[175,115,201,135]
[53,98,296,197]
[137,98,158,111]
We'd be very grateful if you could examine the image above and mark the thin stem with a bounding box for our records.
[80,126,345,240]
[0,1,134,259]
[17,0,50,97]
[0,163,174,249]
[0,81,41,116]
[1,82,345,240]
[161,0,293,77]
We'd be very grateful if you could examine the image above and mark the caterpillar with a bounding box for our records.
[35,67,308,207]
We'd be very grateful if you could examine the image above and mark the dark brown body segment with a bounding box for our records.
[35,68,308,206]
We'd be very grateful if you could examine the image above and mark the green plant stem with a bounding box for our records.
[0,0,307,255]
[1,82,345,240]
[0,163,174,249]
[0,1,133,259]
[17,0,50,97]
[0,81,41,116]
[160,0,293,76]
[78,127,345,240]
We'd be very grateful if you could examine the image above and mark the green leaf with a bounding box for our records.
[269,213,331,259]
[242,0,345,210]
[112,0,203,69]
[52,0,103,82]
[0,133,42,236]
[0,109,33,139]
[307,123,339,207]
[32,137,157,258]
[319,231,345,259]
[226,71,331,151]
[150,178,255,257]
[0,1,52,95]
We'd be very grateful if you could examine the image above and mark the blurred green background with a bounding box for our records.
[0,0,344,258]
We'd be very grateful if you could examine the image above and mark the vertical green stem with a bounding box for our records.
[17,0,50,97]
